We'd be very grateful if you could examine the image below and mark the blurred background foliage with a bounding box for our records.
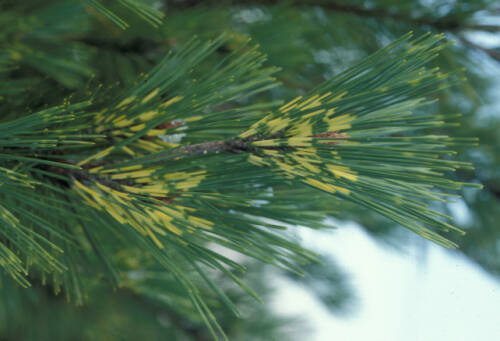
[1,0,499,339]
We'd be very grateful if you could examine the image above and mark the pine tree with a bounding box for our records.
[1,1,492,340]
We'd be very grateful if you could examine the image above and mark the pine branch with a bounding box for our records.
[168,0,476,31]
[143,135,285,160]
[46,137,262,189]
[0,31,482,339]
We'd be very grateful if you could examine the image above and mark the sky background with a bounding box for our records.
[272,222,500,341]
